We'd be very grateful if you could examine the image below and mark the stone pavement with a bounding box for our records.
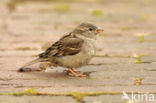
[0,0,156,103]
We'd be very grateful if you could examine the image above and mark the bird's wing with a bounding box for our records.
[39,34,84,58]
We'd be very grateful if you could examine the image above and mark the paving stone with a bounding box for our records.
[82,95,126,103]
[89,57,134,65]
[82,94,156,103]
[141,56,156,63]
[0,96,75,103]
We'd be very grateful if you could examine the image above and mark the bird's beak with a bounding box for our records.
[94,27,104,34]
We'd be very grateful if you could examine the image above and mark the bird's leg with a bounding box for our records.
[66,68,87,77]
[63,68,80,73]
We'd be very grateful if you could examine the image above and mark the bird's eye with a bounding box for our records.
[89,28,93,31]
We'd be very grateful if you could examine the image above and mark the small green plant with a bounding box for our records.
[134,78,142,86]
[54,3,70,12]
[119,27,133,31]
[137,13,148,22]
[21,88,37,94]
[134,59,142,64]
[0,90,121,103]
[9,88,38,96]
[133,54,143,64]
[134,33,150,43]
[92,10,103,17]
[138,35,144,43]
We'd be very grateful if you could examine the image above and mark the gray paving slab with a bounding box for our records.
[0,96,76,103]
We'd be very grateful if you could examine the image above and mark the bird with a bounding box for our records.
[18,22,103,77]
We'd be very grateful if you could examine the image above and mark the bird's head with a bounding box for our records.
[73,22,103,39]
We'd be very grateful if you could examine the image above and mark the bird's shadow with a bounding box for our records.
[18,66,94,79]
[26,71,69,79]
[21,70,92,79]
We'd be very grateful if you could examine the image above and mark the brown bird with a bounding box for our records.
[18,22,103,77]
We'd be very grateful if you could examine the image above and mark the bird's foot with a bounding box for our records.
[64,68,87,77]
[63,69,81,74]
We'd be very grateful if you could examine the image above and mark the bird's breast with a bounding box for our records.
[82,39,96,56]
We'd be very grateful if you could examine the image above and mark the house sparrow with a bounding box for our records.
[18,22,103,77]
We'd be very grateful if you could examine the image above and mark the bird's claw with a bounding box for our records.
[64,68,87,77]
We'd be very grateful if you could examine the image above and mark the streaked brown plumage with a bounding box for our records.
[18,22,103,77]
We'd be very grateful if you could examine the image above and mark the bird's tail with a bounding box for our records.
[18,58,49,72]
